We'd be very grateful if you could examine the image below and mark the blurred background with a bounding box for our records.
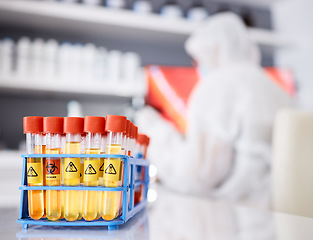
[0,0,312,215]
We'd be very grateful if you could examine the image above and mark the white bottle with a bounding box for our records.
[30,38,44,80]
[70,43,83,82]
[16,37,31,80]
[81,43,96,82]
[0,38,14,78]
[121,52,141,84]
[58,42,72,82]
[106,0,125,9]
[107,50,122,85]
[186,4,209,22]
[94,47,108,82]
[43,39,58,82]
[82,0,101,5]
[133,0,153,14]
[160,1,184,19]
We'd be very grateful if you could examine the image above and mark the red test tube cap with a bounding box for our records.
[23,116,43,134]
[64,117,84,133]
[84,116,105,133]
[105,115,127,133]
[44,117,64,133]
[137,134,147,145]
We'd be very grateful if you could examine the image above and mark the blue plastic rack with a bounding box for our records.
[17,154,150,230]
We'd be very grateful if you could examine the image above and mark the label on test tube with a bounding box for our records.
[104,144,122,181]
[27,162,42,184]
[45,159,61,181]
[63,158,80,180]
[103,159,122,181]
[83,160,99,182]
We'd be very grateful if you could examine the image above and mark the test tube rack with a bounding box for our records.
[17,154,150,230]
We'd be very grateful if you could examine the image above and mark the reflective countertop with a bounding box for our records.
[2,186,313,240]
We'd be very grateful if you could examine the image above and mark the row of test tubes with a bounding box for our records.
[23,115,150,222]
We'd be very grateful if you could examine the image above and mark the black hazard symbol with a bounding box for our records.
[85,164,97,175]
[27,167,38,177]
[99,163,104,172]
[65,162,78,172]
[105,164,117,175]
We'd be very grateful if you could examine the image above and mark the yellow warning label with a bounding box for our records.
[83,159,99,182]
[63,158,80,180]
[103,159,123,182]
[27,163,42,184]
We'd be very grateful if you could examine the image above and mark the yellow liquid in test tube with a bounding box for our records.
[83,148,100,221]
[45,148,61,221]
[102,144,124,221]
[27,145,44,220]
[64,142,81,221]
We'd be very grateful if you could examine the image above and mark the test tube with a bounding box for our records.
[23,116,45,220]
[83,116,105,221]
[102,115,127,220]
[44,117,63,221]
[63,117,84,221]
[134,134,149,205]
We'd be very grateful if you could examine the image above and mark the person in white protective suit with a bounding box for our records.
[136,12,294,209]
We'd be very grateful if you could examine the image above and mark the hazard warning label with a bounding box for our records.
[65,162,78,172]
[103,159,122,182]
[45,159,60,181]
[83,160,99,181]
[63,158,80,180]
[105,164,117,174]
[27,162,42,184]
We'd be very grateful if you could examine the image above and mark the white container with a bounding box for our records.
[121,52,141,84]
[30,38,44,80]
[0,38,14,78]
[17,37,31,79]
[107,50,122,84]
[94,47,108,82]
[160,4,184,19]
[186,7,209,22]
[106,0,125,9]
[133,0,153,14]
[43,39,58,81]
[272,109,313,218]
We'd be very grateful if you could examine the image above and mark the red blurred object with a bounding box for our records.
[146,65,295,134]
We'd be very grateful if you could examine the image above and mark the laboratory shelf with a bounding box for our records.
[0,0,298,48]
[17,153,150,230]
[0,77,145,98]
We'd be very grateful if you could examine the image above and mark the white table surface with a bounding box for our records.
[2,186,313,240]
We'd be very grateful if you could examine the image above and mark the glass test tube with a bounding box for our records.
[102,115,127,221]
[134,133,149,205]
[44,117,63,221]
[83,116,105,221]
[63,117,84,222]
[23,116,45,220]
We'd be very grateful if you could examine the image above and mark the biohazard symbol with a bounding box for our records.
[85,164,97,175]
[46,162,58,174]
[99,163,104,172]
[27,167,38,177]
[65,162,78,172]
[105,164,117,175]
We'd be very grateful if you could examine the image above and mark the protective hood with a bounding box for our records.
[185,12,260,70]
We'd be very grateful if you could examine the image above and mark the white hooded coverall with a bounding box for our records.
[136,13,294,208]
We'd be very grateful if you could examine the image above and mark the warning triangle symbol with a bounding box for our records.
[65,162,78,172]
[85,164,97,175]
[99,163,104,172]
[27,167,38,177]
[105,164,117,175]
